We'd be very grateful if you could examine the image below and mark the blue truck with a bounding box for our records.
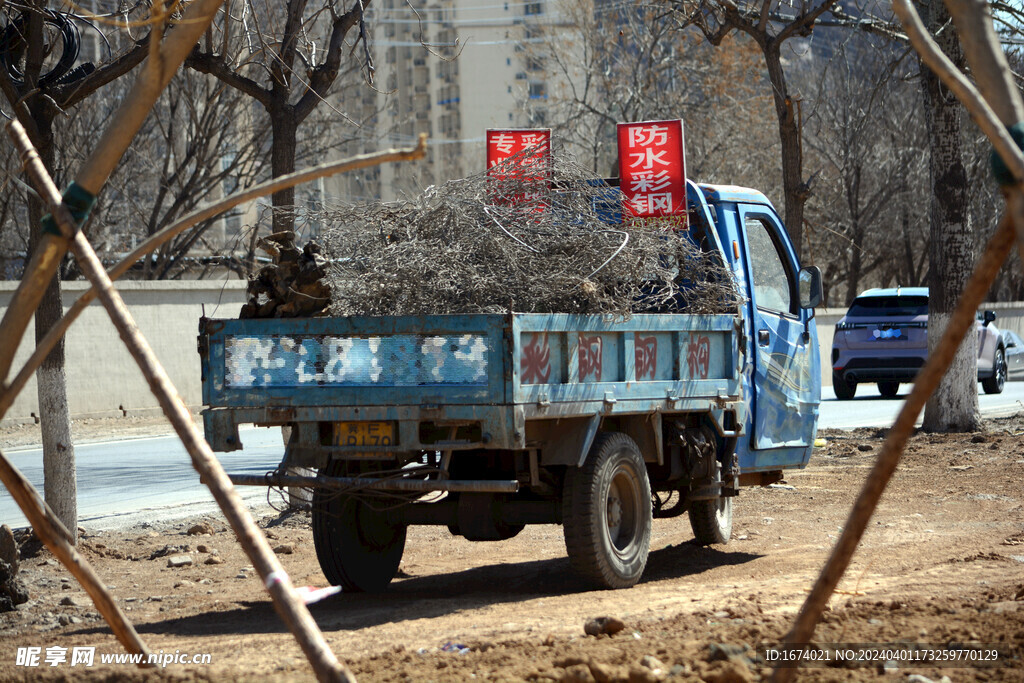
[199,180,823,591]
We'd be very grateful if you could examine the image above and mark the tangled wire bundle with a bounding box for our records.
[318,153,738,318]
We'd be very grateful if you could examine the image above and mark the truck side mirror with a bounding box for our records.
[799,266,823,309]
[983,310,996,326]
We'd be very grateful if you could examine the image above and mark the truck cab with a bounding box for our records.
[696,184,822,470]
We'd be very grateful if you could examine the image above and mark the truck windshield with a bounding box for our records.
[847,295,928,317]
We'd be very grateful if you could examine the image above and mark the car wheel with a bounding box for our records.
[833,371,856,400]
[982,348,1006,395]
[877,381,899,398]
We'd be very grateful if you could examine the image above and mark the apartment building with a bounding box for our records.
[328,0,581,203]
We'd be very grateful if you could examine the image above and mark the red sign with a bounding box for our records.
[486,129,551,176]
[617,119,687,223]
[486,129,551,207]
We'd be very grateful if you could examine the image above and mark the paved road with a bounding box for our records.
[818,378,1024,429]
[4,381,1023,529]
[0,426,286,530]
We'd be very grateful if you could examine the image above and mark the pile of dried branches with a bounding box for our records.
[315,152,738,318]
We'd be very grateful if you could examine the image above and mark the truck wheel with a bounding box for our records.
[689,496,733,545]
[312,463,406,592]
[562,432,652,589]
[877,381,899,398]
[832,371,856,400]
[982,349,1006,395]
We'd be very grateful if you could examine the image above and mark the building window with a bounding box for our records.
[528,81,547,99]
[525,2,543,15]
[221,149,239,196]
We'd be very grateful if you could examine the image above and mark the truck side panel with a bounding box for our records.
[511,313,739,406]
[200,315,509,408]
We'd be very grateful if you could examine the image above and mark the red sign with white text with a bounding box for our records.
[617,120,687,224]
[486,129,551,207]
[486,129,551,177]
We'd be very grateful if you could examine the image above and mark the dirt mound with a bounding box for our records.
[1,418,1023,680]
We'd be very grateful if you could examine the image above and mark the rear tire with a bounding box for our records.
[563,433,652,589]
[877,381,899,399]
[312,461,406,592]
[982,348,1006,395]
[689,496,733,545]
[833,371,857,400]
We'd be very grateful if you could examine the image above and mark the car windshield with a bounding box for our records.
[846,295,928,317]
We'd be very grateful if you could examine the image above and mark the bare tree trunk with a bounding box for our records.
[270,107,298,234]
[844,222,865,306]
[763,42,807,258]
[920,0,979,432]
[24,110,77,543]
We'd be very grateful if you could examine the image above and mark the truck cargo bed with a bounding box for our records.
[200,312,743,453]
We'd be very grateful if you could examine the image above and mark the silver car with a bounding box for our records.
[831,287,1006,399]
[1001,330,1024,381]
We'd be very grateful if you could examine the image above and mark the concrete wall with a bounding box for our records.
[4,281,1023,423]
[0,280,247,425]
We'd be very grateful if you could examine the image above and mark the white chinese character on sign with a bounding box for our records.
[70,647,95,667]
[629,148,669,170]
[628,125,669,148]
[521,134,546,148]
[630,193,674,214]
[16,647,41,667]
[44,646,67,667]
[629,170,672,193]
[630,195,651,214]
[491,133,516,155]
[649,193,674,212]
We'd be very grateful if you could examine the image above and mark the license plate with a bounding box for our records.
[871,328,903,340]
[333,421,395,456]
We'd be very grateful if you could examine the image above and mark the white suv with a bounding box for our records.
[831,287,1005,399]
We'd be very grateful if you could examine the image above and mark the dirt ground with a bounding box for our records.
[1,415,1024,682]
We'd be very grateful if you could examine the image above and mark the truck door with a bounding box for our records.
[737,208,819,453]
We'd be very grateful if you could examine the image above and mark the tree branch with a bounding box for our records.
[57,35,151,109]
[944,0,1024,125]
[270,0,309,89]
[777,0,841,44]
[757,0,772,33]
[187,50,272,107]
[295,0,371,122]
[892,0,1024,185]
